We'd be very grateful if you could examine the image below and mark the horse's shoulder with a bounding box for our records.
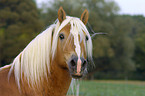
[0,64,21,96]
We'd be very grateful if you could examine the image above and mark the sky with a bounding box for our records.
[36,0,145,17]
[114,0,145,16]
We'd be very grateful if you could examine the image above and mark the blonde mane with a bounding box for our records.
[9,16,92,89]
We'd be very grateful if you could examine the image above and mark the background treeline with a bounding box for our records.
[0,0,145,80]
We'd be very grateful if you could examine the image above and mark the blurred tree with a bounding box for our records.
[110,16,135,75]
[0,0,44,66]
[87,16,136,79]
[132,15,145,80]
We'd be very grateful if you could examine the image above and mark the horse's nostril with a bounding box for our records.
[82,60,87,67]
[71,59,76,67]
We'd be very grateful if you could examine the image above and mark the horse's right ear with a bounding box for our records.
[58,7,66,23]
[81,9,89,25]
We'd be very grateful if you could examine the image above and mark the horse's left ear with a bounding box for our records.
[81,9,89,25]
[58,7,66,23]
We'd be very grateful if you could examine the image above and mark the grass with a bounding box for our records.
[68,80,145,96]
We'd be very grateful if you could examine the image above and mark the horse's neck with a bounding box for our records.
[22,61,72,96]
[42,61,72,95]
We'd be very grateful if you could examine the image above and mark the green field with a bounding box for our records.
[68,80,145,96]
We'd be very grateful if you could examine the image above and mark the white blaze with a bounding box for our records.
[70,20,81,59]
[70,20,83,74]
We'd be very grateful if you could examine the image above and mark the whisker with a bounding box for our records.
[91,32,107,38]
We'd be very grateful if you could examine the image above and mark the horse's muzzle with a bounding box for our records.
[68,55,87,79]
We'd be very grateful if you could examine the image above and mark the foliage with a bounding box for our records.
[131,15,145,79]
[0,0,44,66]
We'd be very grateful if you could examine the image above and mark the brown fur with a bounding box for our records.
[0,7,89,96]
[0,66,21,96]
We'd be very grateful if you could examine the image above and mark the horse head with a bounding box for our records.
[53,7,92,79]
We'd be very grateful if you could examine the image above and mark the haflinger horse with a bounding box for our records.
[0,7,92,96]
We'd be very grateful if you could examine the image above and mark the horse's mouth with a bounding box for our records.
[71,74,83,79]
[67,55,87,79]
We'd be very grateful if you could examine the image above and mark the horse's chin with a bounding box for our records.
[72,75,82,79]
[71,73,83,79]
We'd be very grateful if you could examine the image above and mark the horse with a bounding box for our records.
[0,7,92,96]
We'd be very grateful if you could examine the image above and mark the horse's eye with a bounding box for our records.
[86,36,89,41]
[59,33,65,40]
